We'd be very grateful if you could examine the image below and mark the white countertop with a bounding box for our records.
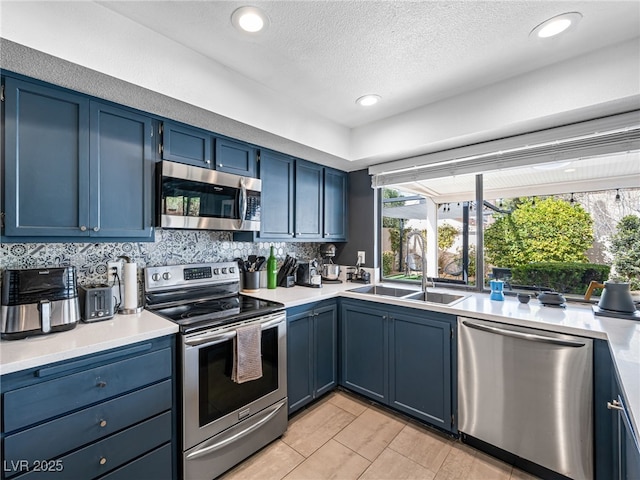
[2,281,638,440]
[0,309,178,376]
[245,282,640,437]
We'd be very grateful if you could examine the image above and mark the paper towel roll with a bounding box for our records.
[123,263,138,310]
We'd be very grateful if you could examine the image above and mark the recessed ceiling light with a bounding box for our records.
[231,6,269,33]
[530,12,582,39]
[356,94,381,107]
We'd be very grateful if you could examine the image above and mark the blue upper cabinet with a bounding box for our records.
[323,167,348,241]
[90,102,154,239]
[294,159,324,239]
[4,77,91,238]
[2,76,154,241]
[214,137,257,177]
[259,150,295,239]
[161,121,212,168]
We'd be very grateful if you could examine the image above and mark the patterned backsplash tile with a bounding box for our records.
[0,229,320,285]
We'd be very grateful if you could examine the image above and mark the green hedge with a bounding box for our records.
[382,251,395,277]
[510,262,610,294]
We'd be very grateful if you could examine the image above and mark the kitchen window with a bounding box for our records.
[375,112,640,296]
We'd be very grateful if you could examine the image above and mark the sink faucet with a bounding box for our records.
[406,232,432,292]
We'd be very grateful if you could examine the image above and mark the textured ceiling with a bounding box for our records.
[98,0,640,128]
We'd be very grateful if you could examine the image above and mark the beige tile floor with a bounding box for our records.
[220,390,541,480]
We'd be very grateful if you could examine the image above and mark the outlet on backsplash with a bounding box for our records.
[107,260,123,284]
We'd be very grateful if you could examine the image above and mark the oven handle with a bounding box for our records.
[184,314,285,347]
[185,398,286,460]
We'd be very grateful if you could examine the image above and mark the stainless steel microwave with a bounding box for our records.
[159,161,261,231]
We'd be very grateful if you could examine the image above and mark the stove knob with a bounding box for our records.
[213,268,220,275]
[229,267,235,274]
[221,268,228,274]
[152,273,161,281]
[162,272,172,280]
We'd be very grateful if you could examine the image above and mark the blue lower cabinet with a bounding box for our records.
[340,300,456,432]
[17,412,171,480]
[594,340,640,480]
[0,336,176,480]
[340,301,388,403]
[287,301,337,414]
[389,312,452,430]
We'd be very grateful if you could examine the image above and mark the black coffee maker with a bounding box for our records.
[1,267,80,340]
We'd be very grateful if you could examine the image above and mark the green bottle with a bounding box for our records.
[267,246,278,289]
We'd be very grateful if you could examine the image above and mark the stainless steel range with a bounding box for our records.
[144,262,287,480]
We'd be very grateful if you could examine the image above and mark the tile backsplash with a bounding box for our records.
[0,229,319,285]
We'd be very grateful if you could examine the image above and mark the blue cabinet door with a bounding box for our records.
[287,308,314,414]
[340,301,388,403]
[214,138,257,177]
[90,103,154,239]
[389,310,452,430]
[314,303,338,397]
[294,159,323,239]
[3,77,91,237]
[287,301,338,415]
[259,150,294,239]
[161,121,212,168]
[323,168,348,241]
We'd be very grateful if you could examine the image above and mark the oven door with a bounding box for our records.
[181,312,287,450]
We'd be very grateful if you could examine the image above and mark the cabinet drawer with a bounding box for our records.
[3,380,172,473]
[3,349,171,432]
[16,411,171,480]
[100,443,172,480]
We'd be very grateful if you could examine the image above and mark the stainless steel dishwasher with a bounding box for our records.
[458,317,593,480]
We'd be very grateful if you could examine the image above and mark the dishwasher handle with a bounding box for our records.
[462,320,586,348]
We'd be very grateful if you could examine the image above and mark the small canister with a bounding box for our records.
[490,280,505,301]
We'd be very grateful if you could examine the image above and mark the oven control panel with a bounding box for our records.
[145,262,240,291]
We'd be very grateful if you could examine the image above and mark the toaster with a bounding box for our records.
[78,284,116,322]
[1,267,80,340]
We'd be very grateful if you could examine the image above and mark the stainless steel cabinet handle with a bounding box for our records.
[93,226,99,232]
[462,320,586,347]
[607,400,624,411]
[218,163,223,167]
[99,419,107,427]
[205,160,211,164]
[99,458,107,465]
[80,225,87,231]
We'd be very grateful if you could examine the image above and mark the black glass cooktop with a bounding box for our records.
[150,294,284,334]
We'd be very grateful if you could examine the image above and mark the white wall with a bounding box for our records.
[350,39,640,164]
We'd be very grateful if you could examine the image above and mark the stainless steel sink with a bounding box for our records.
[403,291,466,305]
[347,285,419,298]
[347,285,466,306]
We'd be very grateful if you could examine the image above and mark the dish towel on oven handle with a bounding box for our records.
[232,323,263,383]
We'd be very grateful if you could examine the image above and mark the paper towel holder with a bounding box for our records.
[117,256,143,315]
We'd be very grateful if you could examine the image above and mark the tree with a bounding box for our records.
[610,215,640,290]
[484,197,594,268]
[438,223,458,251]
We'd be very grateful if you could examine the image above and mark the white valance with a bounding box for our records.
[370,111,640,188]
